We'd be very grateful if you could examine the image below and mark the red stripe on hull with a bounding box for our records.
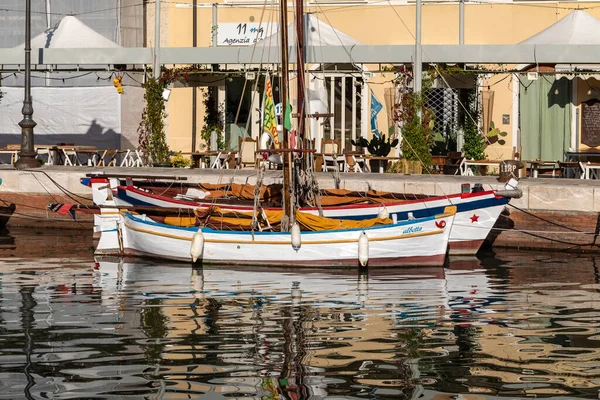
[448,239,485,255]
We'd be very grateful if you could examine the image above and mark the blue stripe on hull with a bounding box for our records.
[117,188,162,207]
[327,196,509,221]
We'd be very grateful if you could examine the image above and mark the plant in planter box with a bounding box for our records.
[351,134,399,157]
[351,134,399,172]
[138,77,170,166]
[170,151,192,168]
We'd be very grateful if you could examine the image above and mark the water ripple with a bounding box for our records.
[2,244,600,398]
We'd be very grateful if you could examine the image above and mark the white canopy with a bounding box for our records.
[519,10,600,75]
[15,16,121,49]
[520,10,600,45]
[256,14,361,48]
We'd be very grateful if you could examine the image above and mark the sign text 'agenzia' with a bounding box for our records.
[217,23,280,46]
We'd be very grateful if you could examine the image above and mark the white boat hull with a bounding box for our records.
[114,211,455,268]
[113,184,510,255]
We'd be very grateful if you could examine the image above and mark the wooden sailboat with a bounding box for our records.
[90,0,458,267]
[88,177,517,255]
[84,0,520,257]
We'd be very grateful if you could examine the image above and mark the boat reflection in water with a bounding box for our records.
[91,258,449,398]
[2,251,600,398]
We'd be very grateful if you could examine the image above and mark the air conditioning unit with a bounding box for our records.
[527,71,539,80]
[245,71,256,81]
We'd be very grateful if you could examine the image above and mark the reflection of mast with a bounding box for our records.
[279,281,309,398]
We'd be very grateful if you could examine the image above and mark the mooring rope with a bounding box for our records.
[507,203,589,233]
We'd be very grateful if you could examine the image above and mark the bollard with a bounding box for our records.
[498,160,524,183]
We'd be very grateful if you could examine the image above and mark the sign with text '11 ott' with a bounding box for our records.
[217,23,279,46]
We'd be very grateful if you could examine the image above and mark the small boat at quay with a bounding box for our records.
[87,177,520,255]
[96,205,456,268]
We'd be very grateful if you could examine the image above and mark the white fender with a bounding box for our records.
[190,229,205,262]
[191,268,205,299]
[291,222,301,250]
[291,282,302,306]
[358,231,369,267]
[378,206,389,220]
[358,273,368,306]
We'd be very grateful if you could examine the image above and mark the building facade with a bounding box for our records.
[161,0,600,163]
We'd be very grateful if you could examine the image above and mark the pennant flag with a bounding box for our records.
[290,129,297,149]
[262,73,280,148]
[283,100,293,131]
[80,177,91,187]
[370,89,383,137]
[48,203,76,220]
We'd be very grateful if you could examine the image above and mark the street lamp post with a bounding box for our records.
[15,0,39,169]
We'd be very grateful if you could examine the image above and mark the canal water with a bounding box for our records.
[1,228,600,399]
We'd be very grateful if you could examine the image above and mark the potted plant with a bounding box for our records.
[351,134,399,172]
[170,151,192,168]
[138,77,170,166]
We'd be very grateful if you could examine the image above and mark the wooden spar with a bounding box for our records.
[280,0,292,221]
[86,173,188,180]
[75,204,205,214]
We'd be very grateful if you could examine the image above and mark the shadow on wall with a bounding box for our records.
[0,119,120,149]
[547,77,573,108]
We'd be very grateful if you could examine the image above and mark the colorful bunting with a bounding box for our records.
[283,99,293,131]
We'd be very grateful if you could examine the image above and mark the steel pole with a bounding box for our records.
[212,4,218,47]
[154,0,160,78]
[414,0,422,95]
[45,0,51,87]
[191,0,197,152]
[459,0,464,45]
[15,0,39,170]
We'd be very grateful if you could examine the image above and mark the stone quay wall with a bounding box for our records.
[1,165,599,253]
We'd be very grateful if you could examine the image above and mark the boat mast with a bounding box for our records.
[295,0,305,140]
[280,0,292,222]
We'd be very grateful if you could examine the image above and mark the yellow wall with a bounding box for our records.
[162,1,600,156]
[483,74,515,160]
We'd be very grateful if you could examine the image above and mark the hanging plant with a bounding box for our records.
[159,66,227,151]
[393,66,434,168]
[460,88,486,161]
[200,88,225,150]
[138,77,170,165]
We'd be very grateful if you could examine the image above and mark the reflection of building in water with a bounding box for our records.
[423,253,600,398]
